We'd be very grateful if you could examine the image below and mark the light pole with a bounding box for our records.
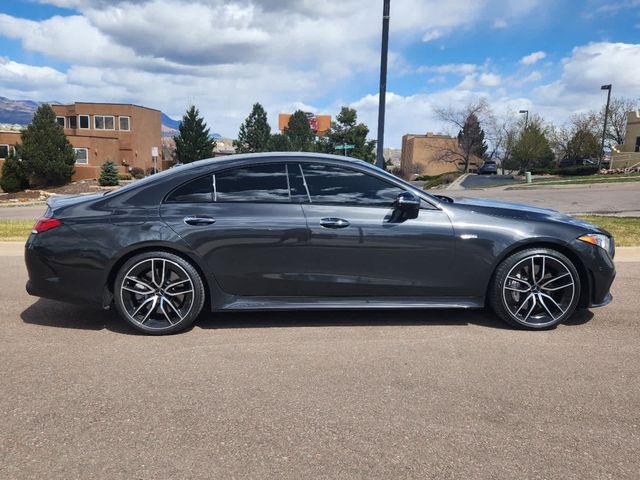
[599,84,612,169]
[519,109,529,128]
[375,0,391,168]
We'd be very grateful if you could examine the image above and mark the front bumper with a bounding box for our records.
[571,239,616,308]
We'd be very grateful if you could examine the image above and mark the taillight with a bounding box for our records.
[32,218,62,234]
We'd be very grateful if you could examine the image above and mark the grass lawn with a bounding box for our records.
[1,216,638,246]
[531,173,640,186]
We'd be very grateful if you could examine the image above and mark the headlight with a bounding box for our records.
[578,233,612,253]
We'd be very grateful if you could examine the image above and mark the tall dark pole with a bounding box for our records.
[599,84,612,169]
[519,109,529,128]
[375,0,390,168]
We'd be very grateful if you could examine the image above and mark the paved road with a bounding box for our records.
[0,205,46,220]
[1,255,639,479]
[460,174,516,189]
[444,181,640,215]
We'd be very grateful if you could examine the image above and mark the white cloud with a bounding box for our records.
[422,29,444,42]
[493,18,508,28]
[417,63,478,75]
[520,51,547,65]
[0,57,66,90]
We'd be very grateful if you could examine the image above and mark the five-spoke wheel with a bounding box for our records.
[491,248,580,329]
[114,252,205,334]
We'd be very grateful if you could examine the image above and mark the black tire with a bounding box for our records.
[114,251,205,335]
[489,248,581,330]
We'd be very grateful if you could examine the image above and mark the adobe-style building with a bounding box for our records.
[611,111,640,169]
[278,112,331,136]
[400,132,482,178]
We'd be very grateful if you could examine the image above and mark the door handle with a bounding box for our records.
[183,216,216,226]
[320,217,350,229]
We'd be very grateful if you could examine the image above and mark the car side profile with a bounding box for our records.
[25,153,615,334]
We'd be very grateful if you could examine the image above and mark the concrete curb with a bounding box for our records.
[446,173,470,191]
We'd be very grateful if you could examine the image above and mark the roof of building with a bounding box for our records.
[53,102,161,113]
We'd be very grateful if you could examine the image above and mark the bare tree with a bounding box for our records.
[551,112,600,163]
[433,99,491,173]
[486,112,520,174]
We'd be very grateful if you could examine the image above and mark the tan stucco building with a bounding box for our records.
[400,132,481,178]
[0,103,162,182]
[278,113,331,136]
[611,111,640,168]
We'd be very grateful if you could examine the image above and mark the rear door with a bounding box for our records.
[160,162,310,296]
[295,162,456,297]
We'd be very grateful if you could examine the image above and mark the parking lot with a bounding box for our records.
[1,246,639,479]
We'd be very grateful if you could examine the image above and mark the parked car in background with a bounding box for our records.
[477,160,498,175]
[25,153,615,334]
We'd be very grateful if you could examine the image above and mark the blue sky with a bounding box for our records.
[0,0,639,146]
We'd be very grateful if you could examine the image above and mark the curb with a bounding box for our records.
[446,173,470,190]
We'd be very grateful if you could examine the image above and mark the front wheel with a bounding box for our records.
[489,248,581,329]
[114,251,206,334]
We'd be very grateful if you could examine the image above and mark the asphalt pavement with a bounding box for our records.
[1,254,639,479]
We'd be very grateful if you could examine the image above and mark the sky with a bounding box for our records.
[0,0,639,147]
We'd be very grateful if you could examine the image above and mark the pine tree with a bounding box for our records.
[325,107,376,163]
[284,110,314,151]
[174,106,216,163]
[457,113,488,161]
[266,133,291,152]
[98,160,120,186]
[0,149,29,193]
[512,120,554,173]
[20,104,75,187]
[234,103,271,153]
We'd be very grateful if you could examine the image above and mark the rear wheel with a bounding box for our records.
[490,248,580,329]
[114,251,205,334]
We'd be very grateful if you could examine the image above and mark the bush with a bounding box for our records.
[118,173,132,181]
[98,160,120,186]
[145,167,157,176]
[529,166,556,175]
[130,167,145,179]
[556,165,598,176]
[0,152,29,193]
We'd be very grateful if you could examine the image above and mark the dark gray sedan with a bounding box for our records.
[25,153,615,334]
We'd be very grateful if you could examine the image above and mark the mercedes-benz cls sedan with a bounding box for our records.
[25,153,615,334]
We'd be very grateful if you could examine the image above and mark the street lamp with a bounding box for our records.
[599,84,612,170]
[519,109,529,128]
[375,0,391,168]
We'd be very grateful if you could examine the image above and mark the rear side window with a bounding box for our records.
[301,163,404,207]
[166,175,213,203]
[215,164,290,203]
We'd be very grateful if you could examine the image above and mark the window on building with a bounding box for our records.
[94,115,115,130]
[56,116,65,127]
[67,116,77,129]
[79,115,90,129]
[166,176,213,203]
[73,148,89,165]
[0,144,9,159]
[300,163,404,207]
[635,136,640,153]
[214,164,290,203]
[119,116,130,131]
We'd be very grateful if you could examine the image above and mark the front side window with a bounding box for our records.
[300,163,404,207]
[166,175,213,203]
[94,115,115,130]
[74,148,88,164]
[119,116,130,131]
[0,144,9,159]
[79,115,90,129]
[215,164,290,203]
[56,116,65,127]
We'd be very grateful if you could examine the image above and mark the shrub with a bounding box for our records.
[118,173,132,181]
[98,160,120,186]
[130,167,145,179]
[0,151,29,193]
[145,167,157,176]
[556,165,598,176]
[529,166,556,175]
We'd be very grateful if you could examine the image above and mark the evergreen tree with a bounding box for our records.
[0,149,28,193]
[174,105,216,163]
[325,107,376,163]
[512,120,554,173]
[20,104,75,187]
[284,110,314,151]
[457,113,488,161]
[266,133,291,152]
[233,103,271,153]
[98,160,120,186]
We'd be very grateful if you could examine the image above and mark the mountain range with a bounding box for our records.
[0,97,220,139]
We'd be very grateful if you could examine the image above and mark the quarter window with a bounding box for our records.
[56,116,65,127]
[119,116,130,131]
[0,144,9,159]
[301,163,404,207]
[79,115,90,129]
[73,148,89,164]
[166,176,213,203]
[94,115,115,130]
[215,164,290,203]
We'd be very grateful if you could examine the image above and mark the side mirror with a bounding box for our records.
[394,191,420,211]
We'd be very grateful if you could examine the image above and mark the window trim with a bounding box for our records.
[94,115,116,131]
[67,115,78,129]
[55,116,66,128]
[119,116,131,131]
[78,115,90,130]
[0,144,10,160]
[73,147,89,165]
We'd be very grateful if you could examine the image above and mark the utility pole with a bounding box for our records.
[375,0,390,168]
[599,84,612,170]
